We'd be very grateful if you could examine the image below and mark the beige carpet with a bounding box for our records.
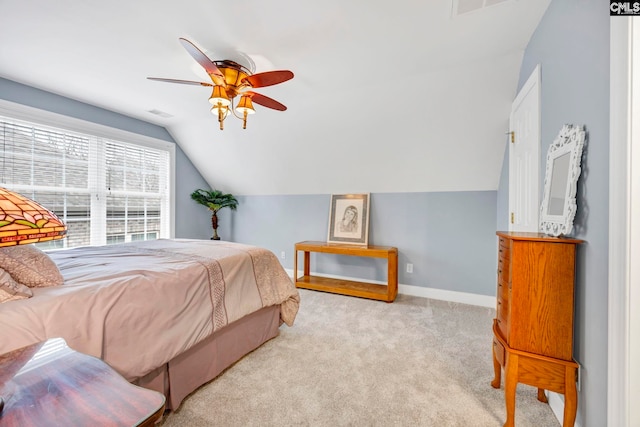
[159,289,561,427]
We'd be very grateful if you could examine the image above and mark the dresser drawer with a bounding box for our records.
[496,235,511,341]
[497,257,510,284]
[495,278,509,339]
[496,292,510,340]
[498,236,511,254]
[496,294,509,319]
[497,280,509,302]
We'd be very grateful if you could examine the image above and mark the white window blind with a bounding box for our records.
[0,115,171,249]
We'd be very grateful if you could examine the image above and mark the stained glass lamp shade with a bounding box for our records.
[0,188,67,247]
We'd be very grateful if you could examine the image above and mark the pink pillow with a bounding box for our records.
[0,245,64,287]
[0,267,33,302]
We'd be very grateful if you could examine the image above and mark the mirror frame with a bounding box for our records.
[539,124,586,236]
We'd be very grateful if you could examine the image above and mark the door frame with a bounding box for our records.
[609,16,640,427]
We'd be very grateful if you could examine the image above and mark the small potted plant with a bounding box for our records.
[190,189,238,240]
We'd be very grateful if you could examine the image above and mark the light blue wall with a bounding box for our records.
[496,144,510,230]
[0,77,211,239]
[175,154,212,239]
[229,191,498,296]
[498,1,610,425]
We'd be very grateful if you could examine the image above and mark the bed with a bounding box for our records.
[0,238,300,410]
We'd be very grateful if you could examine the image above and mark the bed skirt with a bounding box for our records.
[133,304,281,410]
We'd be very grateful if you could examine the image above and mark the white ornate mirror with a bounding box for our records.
[539,124,586,236]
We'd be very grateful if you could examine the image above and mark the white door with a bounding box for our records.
[508,65,541,232]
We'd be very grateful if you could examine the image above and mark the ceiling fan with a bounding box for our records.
[148,38,294,130]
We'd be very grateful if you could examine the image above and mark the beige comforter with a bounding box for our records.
[0,239,299,381]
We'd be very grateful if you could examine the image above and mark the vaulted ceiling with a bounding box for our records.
[0,0,551,195]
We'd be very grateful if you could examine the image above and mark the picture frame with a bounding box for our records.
[327,193,370,245]
[539,124,586,237]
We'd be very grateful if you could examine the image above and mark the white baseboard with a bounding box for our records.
[546,389,582,427]
[285,269,495,308]
[548,391,564,425]
[398,283,495,308]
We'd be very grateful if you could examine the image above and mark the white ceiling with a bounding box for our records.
[0,0,551,195]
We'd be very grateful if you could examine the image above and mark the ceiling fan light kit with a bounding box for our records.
[209,85,231,130]
[148,38,293,130]
[209,88,255,130]
[209,85,230,106]
[236,95,255,114]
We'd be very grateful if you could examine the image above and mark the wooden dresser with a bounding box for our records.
[491,231,583,427]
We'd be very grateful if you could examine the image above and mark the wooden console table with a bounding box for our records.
[0,338,165,427]
[294,241,398,302]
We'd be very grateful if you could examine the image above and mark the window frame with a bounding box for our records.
[0,99,176,245]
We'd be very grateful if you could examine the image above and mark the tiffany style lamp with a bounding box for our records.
[0,187,67,247]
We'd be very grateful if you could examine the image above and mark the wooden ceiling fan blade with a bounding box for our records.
[178,38,225,86]
[243,70,294,88]
[147,77,213,87]
[246,91,287,111]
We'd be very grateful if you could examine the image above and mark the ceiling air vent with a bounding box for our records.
[147,109,174,118]
[452,0,511,17]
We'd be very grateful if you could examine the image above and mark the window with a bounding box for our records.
[0,107,174,249]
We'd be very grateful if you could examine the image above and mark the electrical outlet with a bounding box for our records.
[280,251,286,260]
[406,263,413,273]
